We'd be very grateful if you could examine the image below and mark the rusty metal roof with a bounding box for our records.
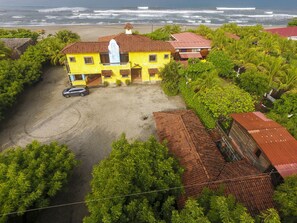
[154,110,274,215]
[230,112,282,130]
[231,112,297,177]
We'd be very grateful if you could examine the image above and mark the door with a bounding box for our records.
[131,68,142,83]
[87,74,102,86]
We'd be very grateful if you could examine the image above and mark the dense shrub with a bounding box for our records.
[179,79,216,129]
[159,61,182,96]
[0,29,80,121]
[116,79,122,86]
[274,175,297,223]
[237,70,270,97]
[268,92,297,138]
[207,50,235,78]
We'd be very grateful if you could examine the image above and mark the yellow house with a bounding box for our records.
[61,24,174,87]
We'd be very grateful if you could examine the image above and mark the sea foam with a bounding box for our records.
[38,7,87,13]
[216,7,256,10]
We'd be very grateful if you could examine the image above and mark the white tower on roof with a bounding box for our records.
[124,23,133,35]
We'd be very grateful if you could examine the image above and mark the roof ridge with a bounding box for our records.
[178,112,211,180]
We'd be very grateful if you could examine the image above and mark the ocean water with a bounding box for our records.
[0,0,296,27]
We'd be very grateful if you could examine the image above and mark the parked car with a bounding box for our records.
[62,87,89,97]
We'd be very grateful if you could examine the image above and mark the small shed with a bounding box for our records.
[229,112,297,178]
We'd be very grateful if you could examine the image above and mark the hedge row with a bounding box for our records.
[179,79,216,129]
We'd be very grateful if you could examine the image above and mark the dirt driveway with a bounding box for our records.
[0,67,185,223]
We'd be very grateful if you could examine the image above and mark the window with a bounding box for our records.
[149,54,157,62]
[74,75,83,80]
[192,48,200,52]
[120,53,129,63]
[69,57,76,62]
[164,54,169,59]
[84,57,94,64]
[255,149,262,158]
[100,53,110,64]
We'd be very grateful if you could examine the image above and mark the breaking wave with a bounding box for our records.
[38,7,87,13]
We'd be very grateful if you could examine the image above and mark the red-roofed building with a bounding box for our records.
[265,27,297,40]
[168,32,211,62]
[154,110,274,215]
[229,112,297,179]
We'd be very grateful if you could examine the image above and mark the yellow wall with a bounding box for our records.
[67,53,101,74]
[66,51,171,85]
[129,51,170,82]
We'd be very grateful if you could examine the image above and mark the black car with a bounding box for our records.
[62,87,89,97]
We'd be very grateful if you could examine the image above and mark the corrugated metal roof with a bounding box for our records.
[230,112,282,130]
[275,163,297,178]
[168,32,211,49]
[154,110,275,215]
[231,112,297,177]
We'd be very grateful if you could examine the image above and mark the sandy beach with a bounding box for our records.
[1,24,198,41]
[1,23,284,41]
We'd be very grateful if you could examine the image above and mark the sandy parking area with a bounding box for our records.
[0,66,185,223]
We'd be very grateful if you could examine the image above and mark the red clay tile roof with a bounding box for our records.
[62,33,174,54]
[225,32,241,40]
[169,32,211,49]
[265,27,297,37]
[154,110,274,215]
[61,42,108,54]
[179,52,202,59]
[231,112,297,178]
[124,22,133,30]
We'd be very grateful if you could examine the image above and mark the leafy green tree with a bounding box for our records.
[146,25,181,41]
[237,70,270,97]
[0,28,39,41]
[0,141,78,223]
[207,195,254,223]
[159,60,183,96]
[55,29,81,44]
[277,62,297,92]
[191,69,220,94]
[196,188,254,223]
[274,175,297,223]
[268,92,297,139]
[198,85,255,123]
[288,18,297,26]
[186,58,216,80]
[258,208,281,223]
[171,199,210,223]
[207,50,235,78]
[188,25,214,39]
[0,60,23,119]
[84,135,183,223]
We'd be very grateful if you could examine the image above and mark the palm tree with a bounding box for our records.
[191,69,220,94]
[277,64,297,92]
